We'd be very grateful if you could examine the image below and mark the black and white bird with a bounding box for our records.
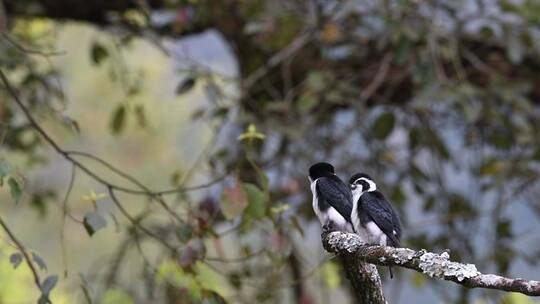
[308,162,354,232]
[349,173,402,277]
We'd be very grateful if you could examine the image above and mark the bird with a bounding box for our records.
[308,162,354,233]
[349,172,402,277]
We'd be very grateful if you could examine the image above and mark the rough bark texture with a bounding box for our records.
[322,231,540,298]
[340,255,386,304]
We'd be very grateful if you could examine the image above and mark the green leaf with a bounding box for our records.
[423,196,436,212]
[61,116,81,134]
[237,124,266,142]
[372,112,395,139]
[0,160,10,177]
[390,186,406,206]
[194,262,228,299]
[8,177,22,204]
[9,253,22,269]
[134,105,147,128]
[0,160,11,187]
[479,160,505,176]
[41,275,58,294]
[102,288,134,304]
[429,129,450,159]
[448,193,476,218]
[496,219,513,240]
[83,212,107,236]
[110,105,126,134]
[395,35,412,65]
[176,224,193,243]
[32,252,48,271]
[243,183,269,220]
[221,181,248,220]
[408,128,421,149]
[296,93,319,113]
[307,71,325,91]
[90,42,109,65]
[176,77,196,95]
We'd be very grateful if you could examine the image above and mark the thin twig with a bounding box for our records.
[1,32,66,57]
[0,216,42,289]
[359,53,392,103]
[0,69,229,197]
[243,29,316,90]
[60,164,76,278]
[107,186,175,251]
[66,150,185,223]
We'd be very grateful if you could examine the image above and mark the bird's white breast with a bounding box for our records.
[351,190,370,242]
[310,179,324,225]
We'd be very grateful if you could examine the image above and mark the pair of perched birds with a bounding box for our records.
[308,162,402,251]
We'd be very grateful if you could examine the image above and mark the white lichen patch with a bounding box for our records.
[327,232,362,253]
[482,274,502,286]
[391,249,415,265]
[418,251,479,281]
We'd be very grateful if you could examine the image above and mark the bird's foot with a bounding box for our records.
[323,221,336,233]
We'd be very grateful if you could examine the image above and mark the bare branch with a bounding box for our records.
[359,53,392,103]
[60,164,76,278]
[340,256,386,304]
[0,216,42,290]
[1,32,67,57]
[322,231,540,297]
[0,69,228,197]
[107,186,175,251]
[243,29,315,89]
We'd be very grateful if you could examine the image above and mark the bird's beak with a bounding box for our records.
[351,184,356,190]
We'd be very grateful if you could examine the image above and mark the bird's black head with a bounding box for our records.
[349,173,373,185]
[309,162,335,181]
[349,172,376,193]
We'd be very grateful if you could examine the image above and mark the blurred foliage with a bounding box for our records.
[1,0,540,303]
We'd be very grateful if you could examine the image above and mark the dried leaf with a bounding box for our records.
[221,181,248,220]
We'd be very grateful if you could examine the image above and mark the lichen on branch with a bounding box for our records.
[322,231,540,297]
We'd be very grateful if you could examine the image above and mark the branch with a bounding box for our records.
[0,216,42,290]
[322,231,540,297]
[0,68,228,197]
[339,256,386,304]
[242,29,315,89]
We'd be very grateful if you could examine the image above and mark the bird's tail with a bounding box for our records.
[387,233,400,279]
[387,232,400,247]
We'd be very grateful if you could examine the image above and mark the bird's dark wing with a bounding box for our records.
[316,175,353,222]
[360,191,401,245]
[391,205,402,238]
